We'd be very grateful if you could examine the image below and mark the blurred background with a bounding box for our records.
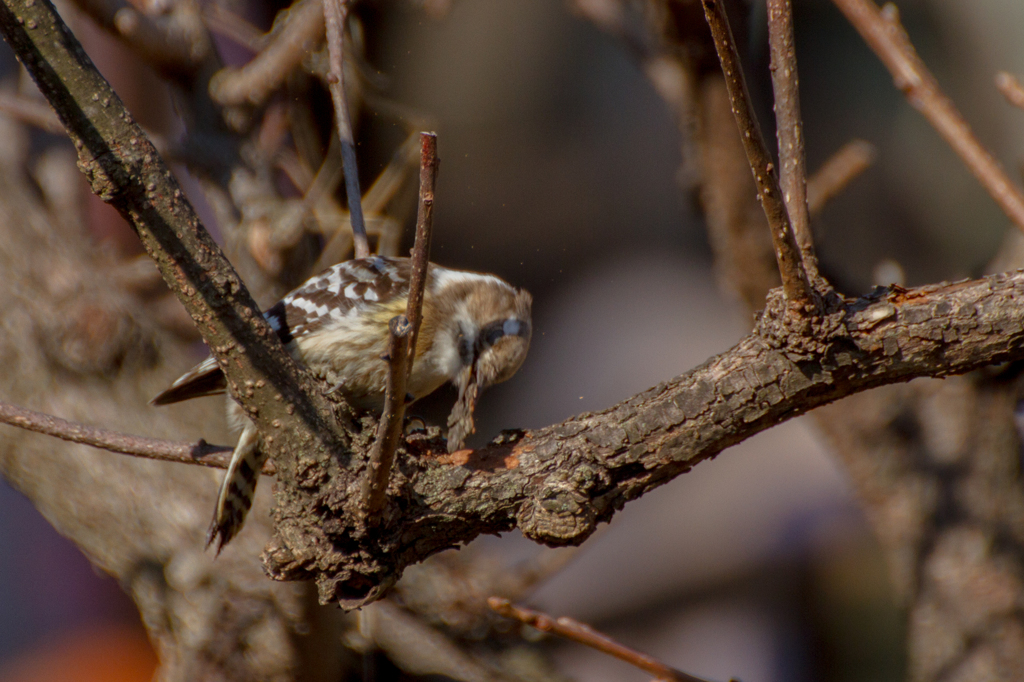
[3,0,1024,680]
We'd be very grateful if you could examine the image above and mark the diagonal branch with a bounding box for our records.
[701,0,815,308]
[807,139,877,216]
[488,598,713,682]
[833,0,1024,233]
[262,268,1024,605]
[996,71,1024,113]
[361,314,412,516]
[0,0,344,492]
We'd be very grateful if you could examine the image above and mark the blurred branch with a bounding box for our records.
[202,2,266,53]
[701,0,815,308]
[0,89,62,133]
[73,0,210,78]
[833,0,1024,233]
[996,71,1024,113]
[209,0,324,107]
[766,0,817,278]
[361,600,496,682]
[488,598,713,682]
[806,139,877,216]
[323,0,369,258]
[362,133,437,518]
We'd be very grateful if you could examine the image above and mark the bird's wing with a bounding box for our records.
[150,356,226,405]
[151,257,413,406]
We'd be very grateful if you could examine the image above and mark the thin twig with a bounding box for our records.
[701,0,814,308]
[832,0,1024,233]
[996,71,1024,113]
[360,315,412,517]
[208,0,325,107]
[403,133,438,367]
[807,139,877,215]
[766,0,817,278]
[487,598,713,682]
[360,133,438,518]
[323,0,369,258]
[0,399,277,472]
[310,133,418,271]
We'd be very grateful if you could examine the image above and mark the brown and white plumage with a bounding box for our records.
[153,256,532,551]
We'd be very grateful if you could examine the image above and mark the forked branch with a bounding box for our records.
[701,0,815,308]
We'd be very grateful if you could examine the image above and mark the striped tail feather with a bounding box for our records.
[207,422,267,553]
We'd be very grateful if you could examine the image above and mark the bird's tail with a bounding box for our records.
[207,422,266,553]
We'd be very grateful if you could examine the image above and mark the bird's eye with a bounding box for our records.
[483,324,506,347]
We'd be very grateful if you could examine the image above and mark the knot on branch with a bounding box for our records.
[755,286,848,360]
[518,465,603,546]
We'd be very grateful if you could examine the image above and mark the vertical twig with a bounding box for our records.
[701,0,815,308]
[403,133,438,367]
[360,132,438,519]
[832,0,1024,233]
[766,0,817,278]
[323,0,369,258]
[360,313,411,518]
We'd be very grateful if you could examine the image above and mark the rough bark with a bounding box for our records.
[577,3,1024,679]
[266,269,1024,606]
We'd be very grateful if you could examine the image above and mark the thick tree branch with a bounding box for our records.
[701,0,814,308]
[833,0,1024,233]
[261,268,1024,606]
